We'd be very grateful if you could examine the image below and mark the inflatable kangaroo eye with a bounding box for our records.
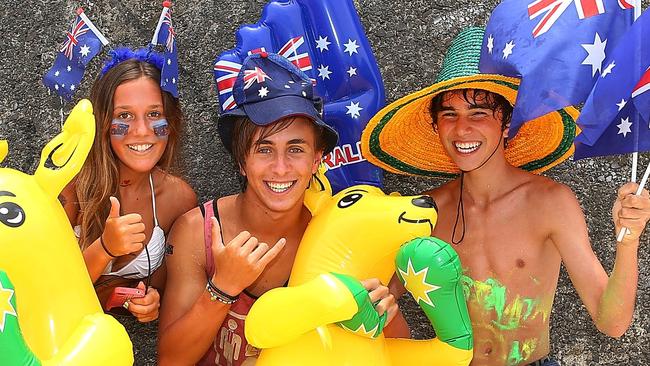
[337,193,363,208]
[0,201,25,228]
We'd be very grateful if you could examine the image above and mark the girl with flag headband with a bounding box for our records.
[59,1,197,322]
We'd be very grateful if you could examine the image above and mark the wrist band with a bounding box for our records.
[206,279,239,304]
[99,235,117,258]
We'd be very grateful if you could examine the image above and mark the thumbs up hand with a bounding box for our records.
[101,196,146,257]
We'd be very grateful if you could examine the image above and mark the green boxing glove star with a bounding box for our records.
[395,237,473,351]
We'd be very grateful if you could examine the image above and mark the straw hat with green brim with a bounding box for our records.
[361,26,578,178]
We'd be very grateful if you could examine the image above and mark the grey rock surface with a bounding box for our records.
[1,1,649,365]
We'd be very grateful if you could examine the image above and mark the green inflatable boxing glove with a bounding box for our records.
[395,237,473,350]
[332,273,388,339]
[0,270,41,366]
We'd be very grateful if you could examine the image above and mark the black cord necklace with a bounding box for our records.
[451,137,503,245]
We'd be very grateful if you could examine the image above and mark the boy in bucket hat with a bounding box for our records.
[362,27,650,366]
[158,52,399,365]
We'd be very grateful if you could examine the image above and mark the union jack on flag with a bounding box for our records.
[214,60,242,111]
[528,0,605,37]
[480,0,634,138]
[214,35,312,112]
[151,1,179,98]
[243,67,271,89]
[61,16,90,59]
[43,8,108,100]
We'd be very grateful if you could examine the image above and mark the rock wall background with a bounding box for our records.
[0,0,648,364]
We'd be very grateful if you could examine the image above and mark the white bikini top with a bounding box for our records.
[75,174,166,280]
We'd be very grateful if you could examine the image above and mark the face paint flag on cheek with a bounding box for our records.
[213,0,386,194]
[110,121,129,138]
[151,119,170,138]
[43,8,109,100]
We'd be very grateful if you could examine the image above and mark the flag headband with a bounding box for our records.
[360,27,579,178]
[100,46,165,76]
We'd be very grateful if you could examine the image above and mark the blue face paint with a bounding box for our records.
[110,120,130,138]
[109,119,169,139]
[151,119,169,138]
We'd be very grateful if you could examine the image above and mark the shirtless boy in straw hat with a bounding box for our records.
[362,27,650,366]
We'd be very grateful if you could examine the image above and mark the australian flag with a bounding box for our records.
[575,8,650,159]
[213,0,385,193]
[151,1,179,98]
[43,8,108,100]
[479,0,634,138]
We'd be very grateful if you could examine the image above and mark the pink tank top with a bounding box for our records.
[197,200,261,366]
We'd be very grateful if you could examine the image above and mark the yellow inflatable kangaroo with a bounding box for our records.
[245,173,473,365]
[0,100,133,365]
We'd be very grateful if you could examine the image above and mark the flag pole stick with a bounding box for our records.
[617,158,650,242]
[632,152,638,183]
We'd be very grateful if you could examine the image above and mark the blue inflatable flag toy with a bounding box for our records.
[213,0,385,193]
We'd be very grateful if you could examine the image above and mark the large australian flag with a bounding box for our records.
[479,0,635,138]
[43,8,108,100]
[575,8,650,159]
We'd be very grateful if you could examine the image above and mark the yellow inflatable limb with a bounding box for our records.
[246,273,358,348]
[385,338,473,366]
[0,99,133,364]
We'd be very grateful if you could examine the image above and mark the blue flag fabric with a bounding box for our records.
[574,8,650,159]
[213,0,385,193]
[575,100,650,159]
[43,9,108,100]
[479,0,634,138]
[152,2,179,98]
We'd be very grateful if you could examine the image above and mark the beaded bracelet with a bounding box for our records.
[206,279,239,304]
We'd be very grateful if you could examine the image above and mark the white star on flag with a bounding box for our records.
[172,77,176,84]
[168,59,172,65]
[601,61,615,78]
[582,33,607,77]
[315,36,331,52]
[502,40,515,59]
[617,117,632,137]
[66,65,72,72]
[487,34,494,54]
[79,44,91,57]
[317,65,332,80]
[347,67,357,77]
[54,71,60,77]
[70,85,75,90]
[343,39,360,56]
[258,86,269,98]
[616,99,627,111]
[346,101,363,119]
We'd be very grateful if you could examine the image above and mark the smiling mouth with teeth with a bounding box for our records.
[266,181,296,193]
[128,144,153,152]
[454,141,481,154]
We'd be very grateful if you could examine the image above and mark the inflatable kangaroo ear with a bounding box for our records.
[34,99,95,197]
[304,164,332,214]
[0,140,7,164]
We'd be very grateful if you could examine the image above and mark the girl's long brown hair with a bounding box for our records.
[75,59,183,249]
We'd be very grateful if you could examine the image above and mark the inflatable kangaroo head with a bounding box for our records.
[0,100,99,357]
[289,171,438,286]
